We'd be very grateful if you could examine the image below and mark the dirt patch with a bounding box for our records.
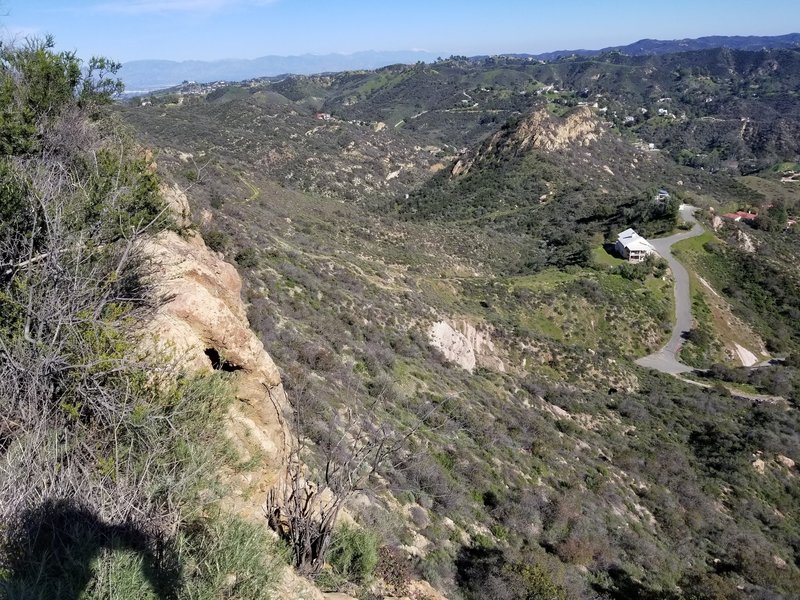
[734,343,758,367]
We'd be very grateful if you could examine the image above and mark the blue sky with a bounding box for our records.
[2,0,797,62]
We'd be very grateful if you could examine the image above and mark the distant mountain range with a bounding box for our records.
[120,33,800,94]
[120,51,441,93]
[522,32,800,61]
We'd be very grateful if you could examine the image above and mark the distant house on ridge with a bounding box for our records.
[615,228,657,263]
[721,211,758,222]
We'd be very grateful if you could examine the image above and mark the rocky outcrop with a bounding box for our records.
[141,186,448,599]
[428,321,476,371]
[141,223,291,520]
[428,319,505,373]
[735,228,757,253]
[161,182,192,228]
[452,106,602,177]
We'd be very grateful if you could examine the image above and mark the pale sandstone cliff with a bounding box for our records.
[142,185,291,520]
[143,229,291,516]
[428,319,505,373]
[141,188,332,599]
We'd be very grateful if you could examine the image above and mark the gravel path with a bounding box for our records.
[635,205,704,374]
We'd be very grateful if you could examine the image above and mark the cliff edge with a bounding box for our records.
[142,186,291,520]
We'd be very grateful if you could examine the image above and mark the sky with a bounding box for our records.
[2,0,798,63]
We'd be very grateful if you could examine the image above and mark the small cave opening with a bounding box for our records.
[204,348,243,373]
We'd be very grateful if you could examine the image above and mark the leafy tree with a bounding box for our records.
[755,201,788,232]
[80,56,125,107]
[0,36,123,156]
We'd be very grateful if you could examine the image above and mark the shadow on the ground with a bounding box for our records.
[1,498,181,599]
[602,242,622,259]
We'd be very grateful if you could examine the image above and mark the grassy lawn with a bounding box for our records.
[738,174,800,207]
[418,263,671,362]
[672,230,716,257]
[645,274,675,326]
[674,232,771,366]
[721,380,762,395]
[520,310,565,341]
[591,245,626,268]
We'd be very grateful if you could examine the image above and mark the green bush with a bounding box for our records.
[204,230,228,253]
[0,37,122,156]
[0,35,285,600]
[79,148,168,241]
[614,262,648,281]
[235,247,259,268]
[177,516,288,599]
[508,563,569,600]
[0,512,288,600]
[327,524,379,585]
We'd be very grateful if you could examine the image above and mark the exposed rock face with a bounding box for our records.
[277,570,326,600]
[428,321,476,372]
[509,106,601,152]
[141,228,291,519]
[407,580,449,600]
[736,228,757,253]
[428,319,505,373]
[734,343,758,367]
[161,183,192,228]
[452,106,602,177]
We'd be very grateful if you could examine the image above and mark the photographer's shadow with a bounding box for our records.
[2,499,181,599]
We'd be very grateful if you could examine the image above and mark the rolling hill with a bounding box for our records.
[116,43,800,599]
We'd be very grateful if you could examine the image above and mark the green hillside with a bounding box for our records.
[118,44,800,599]
[6,37,800,599]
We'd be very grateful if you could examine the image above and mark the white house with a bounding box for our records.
[615,228,657,263]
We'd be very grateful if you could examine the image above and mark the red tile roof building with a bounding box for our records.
[722,211,758,221]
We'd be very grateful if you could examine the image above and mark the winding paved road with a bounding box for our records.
[635,205,704,374]
[633,208,785,402]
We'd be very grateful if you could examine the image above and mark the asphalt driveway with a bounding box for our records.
[635,205,704,374]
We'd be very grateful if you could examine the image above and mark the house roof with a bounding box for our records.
[626,239,657,252]
[722,211,758,221]
[617,228,656,252]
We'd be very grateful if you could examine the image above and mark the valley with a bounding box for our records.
[115,45,800,599]
[2,30,799,600]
